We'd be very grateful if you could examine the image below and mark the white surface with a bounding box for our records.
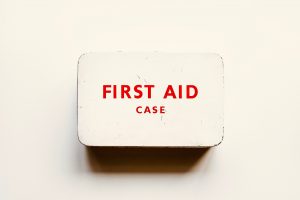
[0,0,300,199]
[78,53,224,147]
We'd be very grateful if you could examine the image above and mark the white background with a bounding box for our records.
[0,0,300,199]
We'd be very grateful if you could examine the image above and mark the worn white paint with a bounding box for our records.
[1,0,300,200]
[78,53,224,147]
